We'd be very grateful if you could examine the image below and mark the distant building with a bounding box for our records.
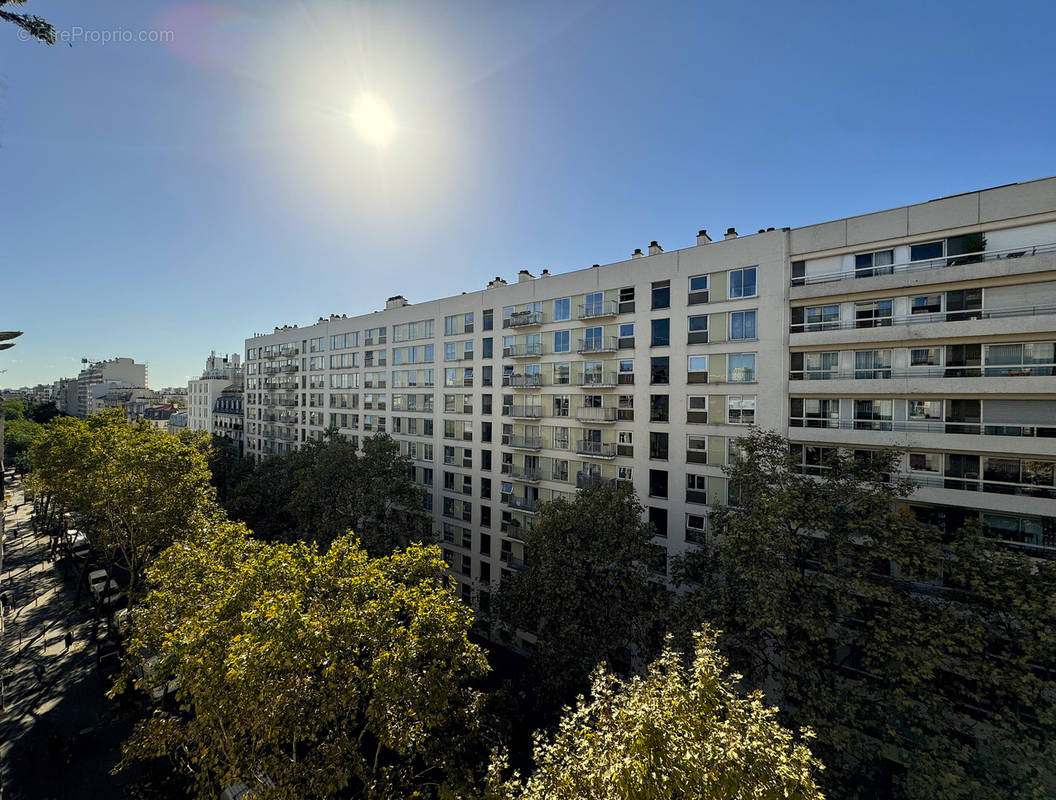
[188,351,242,434]
[168,410,188,432]
[76,358,148,419]
[53,378,78,415]
[142,404,178,431]
[212,386,244,451]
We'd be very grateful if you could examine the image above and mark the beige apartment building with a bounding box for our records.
[244,176,1056,608]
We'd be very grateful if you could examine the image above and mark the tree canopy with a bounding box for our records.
[487,627,824,800]
[0,0,55,44]
[496,481,666,707]
[117,523,490,800]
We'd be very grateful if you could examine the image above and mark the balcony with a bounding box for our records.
[577,300,619,320]
[575,406,617,423]
[277,380,298,390]
[574,372,618,388]
[507,405,543,420]
[789,302,1056,334]
[276,431,297,442]
[577,336,619,354]
[789,417,1056,438]
[504,495,540,513]
[507,435,543,451]
[504,343,543,358]
[509,465,542,483]
[502,552,529,570]
[262,365,280,374]
[792,242,1056,287]
[576,472,615,489]
[261,412,278,422]
[276,398,297,407]
[279,347,300,357]
[506,373,544,388]
[504,310,544,328]
[280,364,300,373]
[576,440,617,459]
[278,414,298,425]
[789,364,1056,381]
[501,520,529,541]
[904,472,1056,502]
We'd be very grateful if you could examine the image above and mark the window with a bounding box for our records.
[648,507,668,539]
[650,394,669,422]
[853,399,893,431]
[728,267,757,299]
[688,315,708,344]
[727,353,756,382]
[911,347,942,367]
[728,395,756,425]
[618,323,634,348]
[909,452,941,473]
[445,342,457,361]
[552,362,570,385]
[791,260,806,286]
[791,304,840,332]
[908,399,943,422]
[553,330,570,353]
[649,469,668,498]
[729,310,757,340]
[582,292,604,317]
[617,359,634,386]
[912,294,942,315]
[651,318,670,347]
[618,286,635,313]
[444,315,459,336]
[688,355,708,383]
[686,513,707,543]
[855,299,892,328]
[552,394,570,417]
[854,349,891,379]
[687,434,708,463]
[945,288,983,321]
[790,398,840,428]
[687,395,708,423]
[553,297,571,321]
[689,275,709,305]
[651,280,670,310]
[483,309,494,331]
[910,240,944,261]
[854,249,894,277]
[552,427,569,450]
[686,475,708,505]
[482,338,493,359]
[790,351,838,380]
[650,357,669,384]
[617,431,634,457]
[649,432,669,460]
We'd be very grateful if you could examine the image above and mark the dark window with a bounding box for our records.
[650,357,669,384]
[910,241,944,261]
[650,394,669,422]
[483,338,493,358]
[619,286,636,313]
[651,318,670,347]
[651,280,671,310]
[479,562,491,583]
[482,365,493,387]
[480,505,491,527]
[481,421,492,443]
[482,394,493,415]
[483,309,494,330]
[649,469,668,498]
[480,477,491,499]
[649,431,669,460]
[791,260,806,286]
[481,449,492,471]
[648,506,668,537]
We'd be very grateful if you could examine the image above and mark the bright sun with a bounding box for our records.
[350,92,397,148]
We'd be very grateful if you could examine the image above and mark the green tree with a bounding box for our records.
[223,452,300,543]
[3,415,40,473]
[486,627,823,800]
[2,395,25,421]
[686,429,1056,799]
[496,482,665,708]
[116,523,490,800]
[0,0,55,44]
[28,410,216,606]
[289,432,427,555]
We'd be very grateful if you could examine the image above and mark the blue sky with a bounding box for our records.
[2,0,1054,388]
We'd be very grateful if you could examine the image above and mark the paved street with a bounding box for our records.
[0,470,134,800]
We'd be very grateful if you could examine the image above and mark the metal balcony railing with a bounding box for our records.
[506,374,544,388]
[504,310,544,328]
[507,405,543,419]
[509,465,542,482]
[903,472,1056,502]
[792,242,1056,286]
[507,435,543,450]
[505,495,540,513]
[577,300,619,319]
[575,406,617,422]
[577,336,619,354]
[280,364,300,373]
[790,364,1056,381]
[574,372,618,388]
[790,303,1056,334]
[575,440,617,458]
[576,472,615,489]
[503,343,543,358]
[788,417,1056,437]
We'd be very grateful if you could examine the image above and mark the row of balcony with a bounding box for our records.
[506,372,628,389]
[503,337,620,359]
[503,301,621,329]
[790,365,1056,381]
[789,418,1056,438]
[502,405,619,422]
[790,302,1056,334]
[263,347,300,359]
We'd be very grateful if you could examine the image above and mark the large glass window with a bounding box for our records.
[553,297,571,321]
[688,315,708,344]
[651,318,670,347]
[854,349,892,379]
[650,357,670,384]
[651,280,671,310]
[727,353,756,382]
[729,310,757,340]
[553,330,570,353]
[727,395,756,425]
[728,267,757,299]
[855,299,893,328]
[854,249,894,277]
[853,399,893,431]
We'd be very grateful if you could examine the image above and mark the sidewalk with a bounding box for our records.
[0,470,120,799]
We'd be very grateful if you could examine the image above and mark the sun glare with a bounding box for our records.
[350,92,397,148]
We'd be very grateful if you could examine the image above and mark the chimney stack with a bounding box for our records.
[518,269,535,283]
[724,227,738,240]
[540,269,551,277]
[385,295,409,309]
[648,240,663,256]
[696,229,712,246]
[631,248,644,259]
[487,276,508,289]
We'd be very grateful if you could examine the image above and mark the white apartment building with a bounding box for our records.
[244,176,1056,609]
[75,358,148,419]
[187,351,243,434]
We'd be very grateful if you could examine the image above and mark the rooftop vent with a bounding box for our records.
[724,227,738,240]
[385,295,409,309]
[592,263,600,268]
[487,277,508,289]
[540,269,551,277]
[631,248,644,259]
[648,241,663,255]
[518,269,535,283]
[696,229,712,245]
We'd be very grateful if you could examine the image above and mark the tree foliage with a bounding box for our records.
[27,409,216,602]
[0,0,55,44]
[684,429,1056,799]
[3,415,41,473]
[487,627,823,800]
[117,523,490,800]
[496,482,666,708]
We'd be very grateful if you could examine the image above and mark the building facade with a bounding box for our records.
[244,176,1056,609]
[75,358,148,419]
[188,352,243,434]
[212,386,244,449]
